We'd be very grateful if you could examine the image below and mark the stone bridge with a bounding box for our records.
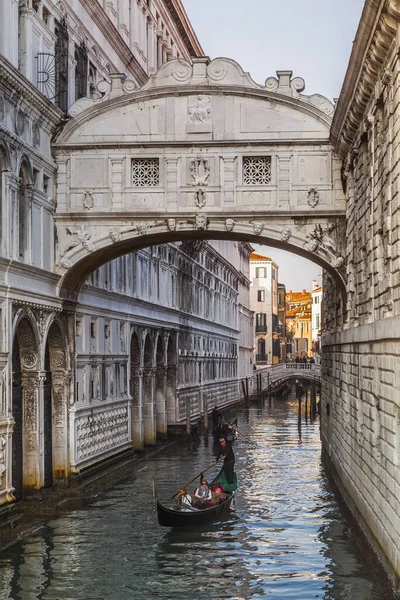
[53,56,346,298]
[251,363,322,394]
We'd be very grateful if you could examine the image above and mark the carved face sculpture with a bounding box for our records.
[138,222,148,236]
[253,222,264,236]
[109,228,121,243]
[225,218,235,232]
[196,214,208,230]
[305,240,319,252]
[167,218,176,232]
[332,256,344,269]
[281,228,291,242]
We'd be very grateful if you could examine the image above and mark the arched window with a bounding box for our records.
[75,41,88,101]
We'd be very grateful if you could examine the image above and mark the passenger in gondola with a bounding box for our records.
[218,437,235,485]
[176,489,193,511]
[193,479,212,509]
[211,405,223,431]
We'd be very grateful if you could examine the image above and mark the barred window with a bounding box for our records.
[243,156,271,185]
[132,158,160,187]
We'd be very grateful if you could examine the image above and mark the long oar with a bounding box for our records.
[171,459,222,499]
[222,418,257,447]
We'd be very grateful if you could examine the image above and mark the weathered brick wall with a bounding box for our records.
[322,27,400,578]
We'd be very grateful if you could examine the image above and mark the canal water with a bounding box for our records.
[0,397,395,600]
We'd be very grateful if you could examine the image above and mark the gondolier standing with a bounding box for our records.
[218,437,235,484]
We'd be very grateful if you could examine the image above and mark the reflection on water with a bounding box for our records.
[0,398,395,600]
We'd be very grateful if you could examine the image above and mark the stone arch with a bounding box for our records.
[129,330,142,448]
[11,314,40,498]
[142,333,155,445]
[166,332,178,424]
[155,334,166,438]
[43,318,69,485]
[57,228,346,308]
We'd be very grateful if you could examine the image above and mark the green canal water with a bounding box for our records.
[0,398,395,599]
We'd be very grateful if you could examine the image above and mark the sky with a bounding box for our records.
[183,0,365,290]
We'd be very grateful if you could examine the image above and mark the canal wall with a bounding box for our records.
[324,0,400,581]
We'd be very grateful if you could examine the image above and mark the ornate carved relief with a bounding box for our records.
[21,351,38,370]
[83,190,95,210]
[32,122,40,148]
[194,188,206,208]
[188,96,211,124]
[76,407,129,461]
[22,373,39,453]
[63,225,95,256]
[265,71,305,99]
[190,156,210,207]
[307,187,319,208]
[190,156,210,186]
[15,108,26,137]
[188,95,211,126]
[195,214,208,230]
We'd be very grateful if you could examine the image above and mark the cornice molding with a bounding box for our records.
[0,56,63,131]
[80,0,148,86]
[331,0,400,158]
[163,0,204,57]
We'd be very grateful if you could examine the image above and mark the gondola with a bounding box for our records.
[154,469,237,528]
[212,418,238,443]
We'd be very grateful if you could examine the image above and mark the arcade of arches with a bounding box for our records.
[1,1,400,581]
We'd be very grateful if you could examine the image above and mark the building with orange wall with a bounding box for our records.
[286,290,312,359]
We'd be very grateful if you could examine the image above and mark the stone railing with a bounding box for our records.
[250,363,321,394]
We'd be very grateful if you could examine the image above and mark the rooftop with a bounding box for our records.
[250,252,273,262]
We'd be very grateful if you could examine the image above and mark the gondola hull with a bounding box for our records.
[156,492,235,527]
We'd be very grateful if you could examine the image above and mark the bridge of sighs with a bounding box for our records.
[53,56,346,301]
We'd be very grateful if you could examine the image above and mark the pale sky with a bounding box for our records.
[184,0,364,290]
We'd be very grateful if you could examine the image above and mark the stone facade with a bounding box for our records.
[249,252,279,365]
[54,58,346,296]
[324,0,400,580]
[0,1,253,499]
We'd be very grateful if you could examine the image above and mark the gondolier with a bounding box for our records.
[218,437,235,485]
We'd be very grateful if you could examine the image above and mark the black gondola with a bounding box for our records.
[154,469,237,527]
[212,418,238,443]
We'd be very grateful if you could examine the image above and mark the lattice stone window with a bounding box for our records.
[132,158,160,187]
[243,156,271,185]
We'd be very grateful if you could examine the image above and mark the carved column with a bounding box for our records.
[2,172,19,259]
[156,364,167,438]
[0,415,15,505]
[51,371,69,483]
[21,372,41,490]
[143,367,156,445]
[131,367,144,449]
